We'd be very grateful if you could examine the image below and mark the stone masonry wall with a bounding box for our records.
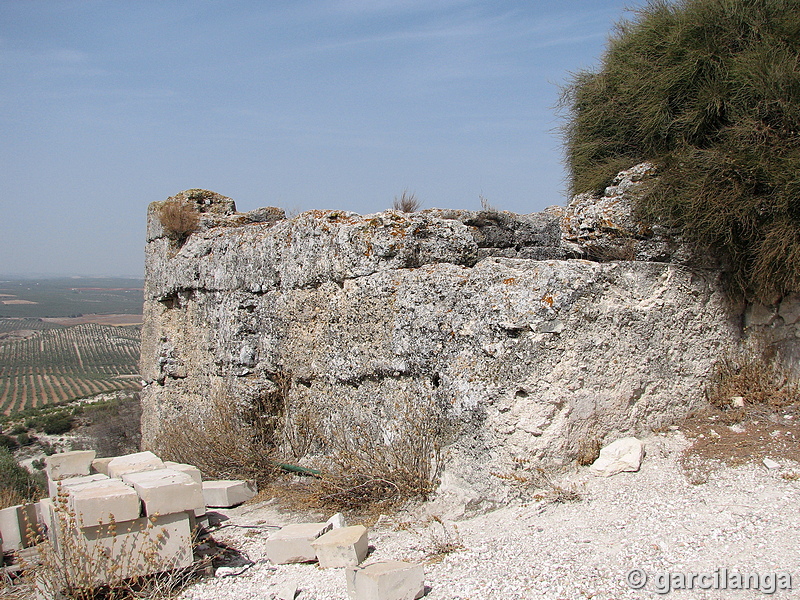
[140,173,758,498]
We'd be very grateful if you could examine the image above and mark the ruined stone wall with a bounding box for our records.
[140,173,753,498]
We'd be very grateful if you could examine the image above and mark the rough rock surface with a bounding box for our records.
[140,171,745,498]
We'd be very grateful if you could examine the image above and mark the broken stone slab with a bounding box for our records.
[590,437,644,477]
[265,522,332,564]
[106,451,166,479]
[763,457,781,470]
[45,450,96,482]
[48,472,109,498]
[36,498,59,551]
[202,479,257,508]
[276,581,299,600]
[164,461,203,485]
[91,457,114,476]
[346,561,425,600]
[123,468,206,517]
[326,512,347,529]
[311,524,369,568]
[0,503,38,551]
[67,479,142,527]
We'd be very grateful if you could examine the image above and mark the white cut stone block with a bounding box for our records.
[49,473,109,498]
[68,479,141,527]
[122,468,205,517]
[76,512,193,584]
[346,561,425,600]
[265,522,332,564]
[106,451,165,479]
[37,498,59,552]
[202,480,257,507]
[91,457,114,475]
[164,461,203,485]
[311,525,369,568]
[0,504,38,551]
[45,450,96,481]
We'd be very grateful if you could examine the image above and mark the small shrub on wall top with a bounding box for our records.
[560,0,800,301]
[157,200,199,244]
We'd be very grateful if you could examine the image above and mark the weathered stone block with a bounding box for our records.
[91,457,114,476]
[49,473,109,498]
[68,479,141,526]
[122,468,205,517]
[311,525,369,568]
[265,522,332,564]
[202,479,256,507]
[163,461,203,484]
[106,451,165,479]
[0,504,38,551]
[590,437,644,477]
[45,450,96,481]
[73,511,193,584]
[346,561,425,600]
[36,498,58,551]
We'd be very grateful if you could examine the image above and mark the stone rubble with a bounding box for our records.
[171,432,800,600]
[589,436,645,477]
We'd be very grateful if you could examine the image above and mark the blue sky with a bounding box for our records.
[1,0,632,277]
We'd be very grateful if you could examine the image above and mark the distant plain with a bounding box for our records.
[0,278,144,415]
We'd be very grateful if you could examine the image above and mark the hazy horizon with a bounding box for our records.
[2,0,633,278]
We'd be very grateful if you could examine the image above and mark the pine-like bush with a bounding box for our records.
[561,0,800,301]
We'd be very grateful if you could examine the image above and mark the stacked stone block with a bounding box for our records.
[0,449,255,590]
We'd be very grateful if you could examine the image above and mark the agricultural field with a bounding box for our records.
[0,320,141,415]
[0,277,143,319]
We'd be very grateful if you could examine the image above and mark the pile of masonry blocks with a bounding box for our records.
[0,449,256,583]
[266,515,425,600]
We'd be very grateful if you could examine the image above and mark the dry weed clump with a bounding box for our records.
[392,191,421,213]
[311,393,450,511]
[575,438,601,466]
[157,200,199,245]
[493,458,582,504]
[21,488,203,600]
[425,515,463,563]
[705,338,799,417]
[158,376,451,513]
[154,382,281,486]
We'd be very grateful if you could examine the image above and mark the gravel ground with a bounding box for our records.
[180,431,800,600]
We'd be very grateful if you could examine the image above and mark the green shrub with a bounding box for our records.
[0,447,43,507]
[561,0,800,301]
[0,434,18,450]
[37,412,74,435]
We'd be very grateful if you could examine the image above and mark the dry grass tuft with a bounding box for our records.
[157,201,199,245]
[493,458,582,504]
[425,516,463,563]
[310,392,449,511]
[575,438,601,466]
[392,191,421,213]
[479,194,500,214]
